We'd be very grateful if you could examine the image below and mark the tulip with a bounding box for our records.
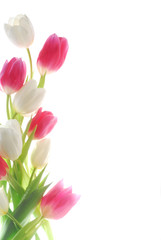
[13,79,46,116]
[37,34,69,75]
[0,57,26,95]
[0,187,9,216]
[31,138,51,169]
[28,108,57,139]
[40,180,80,219]
[4,14,34,48]
[0,119,22,161]
[0,157,9,180]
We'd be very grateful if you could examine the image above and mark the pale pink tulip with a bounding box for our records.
[41,180,80,219]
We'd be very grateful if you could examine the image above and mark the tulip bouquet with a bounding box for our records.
[0,14,80,240]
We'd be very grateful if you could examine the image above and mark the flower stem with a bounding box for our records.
[27,48,33,79]
[28,167,36,185]
[6,159,11,169]
[38,73,46,88]
[7,212,22,229]
[12,112,18,119]
[6,95,10,119]
[22,117,32,144]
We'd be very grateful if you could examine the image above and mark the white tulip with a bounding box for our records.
[13,79,46,116]
[0,120,22,161]
[31,138,51,169]
[0,187,9,216]
[4,14,34,48]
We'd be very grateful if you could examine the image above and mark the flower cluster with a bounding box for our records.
[0,14,79,240]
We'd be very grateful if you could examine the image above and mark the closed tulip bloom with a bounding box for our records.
[13,79,46,116]
[0,57,26,94]
[4,14,34,48]
[31,138,51,169]
[37,34,69,75]
[40,180,80,219]
[0,187,9,216]
[0,120,22,161]
[28,108,57,139]
[0,157,9,180]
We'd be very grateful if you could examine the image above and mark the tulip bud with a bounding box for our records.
[0,58,26,94]
[13,79,46,116]
[31,138,51,169]
[0,119,22,161]
[0,187,9,216]
[4,14,34,48]
[28,108,57,139]
[37,34,69,75]
[0,157,9,180]
[40,180,80,219]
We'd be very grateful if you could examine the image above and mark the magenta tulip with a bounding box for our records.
[28,107,57,139]
[0,157,9,180]
[40,180,80,219]
[0,57,26,95]
[37,34,69,75]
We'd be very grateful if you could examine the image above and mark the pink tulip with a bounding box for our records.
[40,180,80,219]
[0,58,26,95]
[37,34,69,75]
[0,157,9,180]
[28,108,57,139]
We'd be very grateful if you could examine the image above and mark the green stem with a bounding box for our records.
[12,112,18,119]
[28,168,36,186]
[7,212,22,229]
[27,48,33,79]
[38,73,46,88]
[6,95,10,119]
[6,159,11,169]
[22,117,32,144]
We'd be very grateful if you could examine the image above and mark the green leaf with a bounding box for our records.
[0,185,50,240]
[35,232,41,240]
[20,162,30,189]
[15,114,24,126]
[7,174,25,196]
[39,173,49,188]
[1,208,13,226]
[12,217,43,240]
[13,160,22,183]
[42,219,54,240]
[33,204,41,218]
[10,186,22,209]
[24,155,30,175]
[18,126,37,163]
[0,180,7,189]
[24,165,47,198]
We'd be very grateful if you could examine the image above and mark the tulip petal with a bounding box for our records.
[28,107,57,139]
[41,180,80,219]
[0,157,8,180]
[0,187,9,216]
[13,80,46,115]
[4,14,34,48]
[55,37,69,71]
[0,120,22,160]
[37,34,68,74]
[31,138,51,169]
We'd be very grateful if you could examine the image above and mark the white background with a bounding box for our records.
[0,0,161,239]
